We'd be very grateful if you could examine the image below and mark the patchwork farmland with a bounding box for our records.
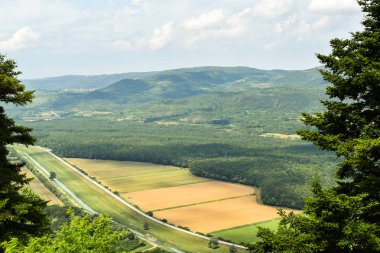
[66,158,296,239]
[16,145,239,253]
[66,158,209,193]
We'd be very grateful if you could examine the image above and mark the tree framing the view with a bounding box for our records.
[245,0,379,252]
[0,54,48,243]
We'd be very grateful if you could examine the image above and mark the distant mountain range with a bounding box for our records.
[23,66,325,91]
[22,67,326,111]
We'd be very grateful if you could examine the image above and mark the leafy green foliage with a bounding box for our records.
[143,222,149,230]
[0,54,48,243]
[2,208,139,253]
[208,238,219,249]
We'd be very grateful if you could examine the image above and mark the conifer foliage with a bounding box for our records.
[0,54,48,242]
[245,1,380,252]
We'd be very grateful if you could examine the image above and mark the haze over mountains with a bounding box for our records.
[22,66,326,110]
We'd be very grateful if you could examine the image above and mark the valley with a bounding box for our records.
[8,66,337,250]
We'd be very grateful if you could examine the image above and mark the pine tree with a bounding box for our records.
[245,1,380,252]
[299,0,380,212]
[0,54,48,243]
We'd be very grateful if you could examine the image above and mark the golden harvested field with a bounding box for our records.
[66,158,209,193]
[260,133,301,139]
[21,168,63,206]
[123,181,255,211]
[154,196,293,233]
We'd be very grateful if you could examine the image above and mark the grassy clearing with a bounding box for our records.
[21,167,63,206]
[211,219,280,244]
[66,158,209,193]
[15,146,238,253]
[123,181,255,211]
[154,196,284,234]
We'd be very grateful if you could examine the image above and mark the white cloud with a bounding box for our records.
[0,0,364,77]
[297,16,331,34]
[308,0,359,13]
[182,9,225,31]
[149,22,175,50]
[112,40,132,51]
[274,15,297,33]
[0,27,40,51]
[252,0,294,17]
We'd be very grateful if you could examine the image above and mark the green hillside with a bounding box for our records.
[22,72,156,90]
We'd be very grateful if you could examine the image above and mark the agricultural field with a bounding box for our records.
[123,181,255,211]
[65,157,296,236]
[154,196,283,233]
[21,167,63,206]
[211,219,281,244]
[259,132,301,139]
[66,158,209,193]
[15,145,239,253]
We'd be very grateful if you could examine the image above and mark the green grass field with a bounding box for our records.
[211,219,280,244]
[15,145,242,253]
[66,158,209,193]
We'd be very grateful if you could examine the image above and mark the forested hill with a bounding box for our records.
[23,66,325,91]
[22,72,156,90]
[22,66,326,111]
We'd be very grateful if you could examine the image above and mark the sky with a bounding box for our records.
[0,0,363,78]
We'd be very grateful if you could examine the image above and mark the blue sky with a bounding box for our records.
[0,0,363,78]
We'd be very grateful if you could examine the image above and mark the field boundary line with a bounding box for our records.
[34,146,247,250]
[151,194,254,212]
